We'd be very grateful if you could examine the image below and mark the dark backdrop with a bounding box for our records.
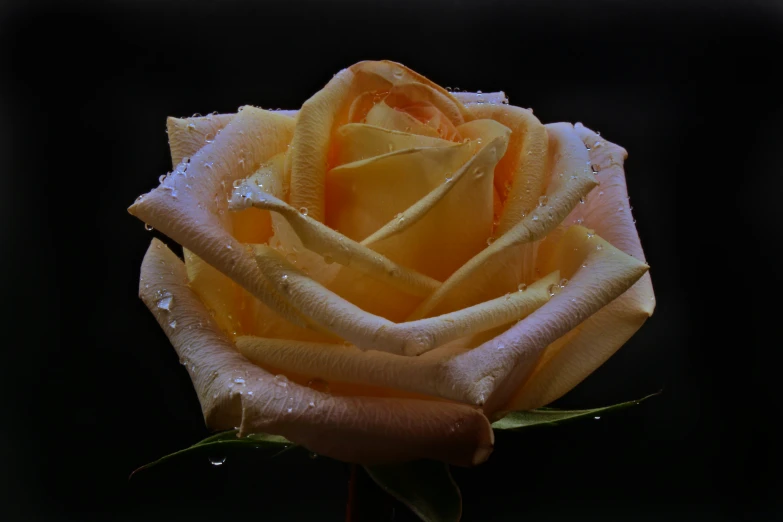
[1,0,781,520]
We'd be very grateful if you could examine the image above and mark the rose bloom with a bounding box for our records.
[129,60,653,466]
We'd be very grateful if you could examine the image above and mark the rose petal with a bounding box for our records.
[506,126,655,409]
[166,113,236,165]
[289,60,472,222]
[139,239,493,465]
[444,225,649,410]
[251,242,555,355]
[465,105,549,235]
[408,122,597,319]
[129,106,313,330]
[334,124,453,165]
[362,128,511,281]
[229,186,439,298]
[233,271,558,396]
[365,102,442,137]
[327,142,476,242]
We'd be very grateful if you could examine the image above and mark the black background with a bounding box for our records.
[1,0,781,520]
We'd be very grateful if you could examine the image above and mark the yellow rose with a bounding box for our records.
[129,60,653,466]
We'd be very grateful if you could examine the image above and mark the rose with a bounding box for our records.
[129,60,653,466]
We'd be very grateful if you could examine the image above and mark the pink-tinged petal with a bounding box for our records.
[129,106,313,330]
[506,126,655,409]
[139,239,494,465]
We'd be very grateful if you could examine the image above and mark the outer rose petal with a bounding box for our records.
[453,225,649,413]
[506,126,655,410]
[167,113,236,165]
[129,107,315,331]
[139,238,494,466]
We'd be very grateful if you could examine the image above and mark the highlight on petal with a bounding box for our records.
[129,106,313,330]
[228,184,439,298]
[408,122,598,319]
[362,129,511,281]
[139,238,494,466]
[505,126,655,410]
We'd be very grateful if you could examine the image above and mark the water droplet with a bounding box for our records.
[299,207,308,216]
[596,244,603,251]
[187,123,196,131]
[205,133,215,143]
[532,215,539,221]
[234,377,245,384]
[586,229,596,238]
[169,320,177,329]
[594,416,601,420]
[581,262,588,268]
[444,176,452,184]
[559,278,569,287]
[538,195,548,207]
[286,407,293,413]
[574,217,584,225]
[156,291,173,311]
[209,457,226,466]
[323,253,334,264]
[579,197,585,204]
[517,283,527,291]
[247,391,253,396]
[486,236,495,246]
[473,168,485,179]
[144,223,153,231]
[226,244,232,250]
[396,213,405,223]
[594,141,603,148]
[393,69,404,79]
[232,179,242,188]
[496,342,505,350]
[547,284,561,297]
[273,374,288,387]
[598,191,604,196]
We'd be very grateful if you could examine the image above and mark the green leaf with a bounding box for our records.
[364,460,461,522]
[130,430,294,479]
[491,391,660,431]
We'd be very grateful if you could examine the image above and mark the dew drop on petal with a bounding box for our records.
[299,207,308,216]
[538,195,548,207]
[169,320,177,329]
[144,223,154,231]
[517,283,527,291]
